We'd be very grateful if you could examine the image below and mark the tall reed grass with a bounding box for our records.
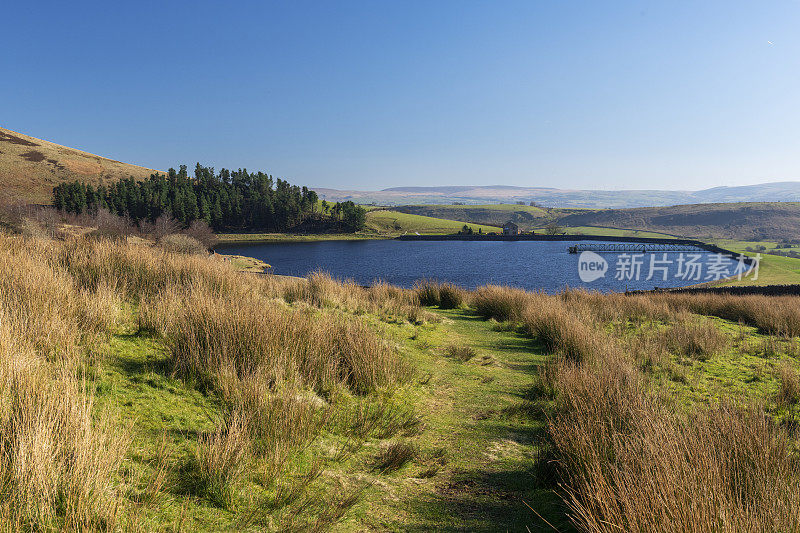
[0,232,419,526]
[0,234,130,529]
[469,282,800,532]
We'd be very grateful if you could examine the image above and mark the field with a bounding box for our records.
[708,239,800,286]
[3,228,800,531]
[363,209,500,235]
[394,204,554,231]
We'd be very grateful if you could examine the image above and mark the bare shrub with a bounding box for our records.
[184,219,219,248]
[93,208,135,239]
[141,214,181,240]
[158,233,207,255]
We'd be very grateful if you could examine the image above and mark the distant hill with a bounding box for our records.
[0,127,157,203]
[314,183,800,208]
[397,202,800,241]
[555,202,800,241]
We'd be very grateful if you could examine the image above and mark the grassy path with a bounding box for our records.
[91,307,569,530]
[347,309,570,531]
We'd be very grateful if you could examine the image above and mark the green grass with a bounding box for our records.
[76,290,800,530]
[342,309,569,531]
[705,239,800,285]
[86,300,567,531]
[544,225,677,239]
[365,210,501,236]
[217,254,272,272]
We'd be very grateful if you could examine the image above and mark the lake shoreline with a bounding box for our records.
[397,233,751,262]
[215,232,388,244]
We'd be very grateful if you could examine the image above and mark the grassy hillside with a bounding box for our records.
[393,204,556,231]
[556,202,800,241]
[364,209,500,235]
[3,234,800,531]
[0,126,157,203]
[394,202,800,242]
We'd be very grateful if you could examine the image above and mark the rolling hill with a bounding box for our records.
[0,126,157,203]
[555,202,800,241]
[394,202,800,241]
[314,182,800,208]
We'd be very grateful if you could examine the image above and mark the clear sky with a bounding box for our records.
[3,1,799,191]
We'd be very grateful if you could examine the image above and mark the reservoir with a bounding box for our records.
[216,239,744,293]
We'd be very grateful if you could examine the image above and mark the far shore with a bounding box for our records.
[215,232,389,244]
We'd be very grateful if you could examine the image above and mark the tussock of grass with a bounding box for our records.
[470,281,800,532]
[0,233,423,528]
[658,320,728,359]
[192,413,251,509]
[777,362,800,409]
[372,441,417,473]
[414,280,466,309]
[445,344,477,361]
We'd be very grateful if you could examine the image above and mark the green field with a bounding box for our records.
[704,239,800,286]
[540,225,677,239]
[364,209,500,235]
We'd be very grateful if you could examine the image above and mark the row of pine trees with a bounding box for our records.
[52,164,366,232]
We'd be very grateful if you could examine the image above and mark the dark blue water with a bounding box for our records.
[216,240,743,293]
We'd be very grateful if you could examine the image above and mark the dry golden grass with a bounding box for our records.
[192,413,251,510]
[0,231,423,529]
[0,234,129,529]
[777,362,800,408]
[471,284,533,322]
[653,292,800,336]
[657,319,729,359]
[470,283,800,532]
[413,280,466,309]
[5,229,800,531]
[0,126,157,203]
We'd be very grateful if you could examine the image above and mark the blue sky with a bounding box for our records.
[3,1,799,190]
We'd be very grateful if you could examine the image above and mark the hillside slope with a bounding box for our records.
[394,202,800,241]
[556,202,800,241]
[0,126,157,203]
[394,204,557,230]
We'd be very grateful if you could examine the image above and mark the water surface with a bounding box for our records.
[216,239,741,293]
